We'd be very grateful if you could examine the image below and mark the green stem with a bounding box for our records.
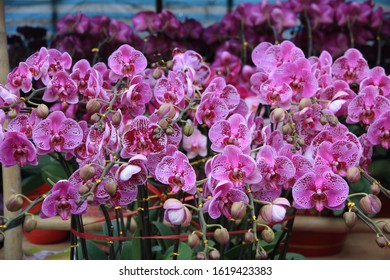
[196,189,209,259]
[100,205,115,260]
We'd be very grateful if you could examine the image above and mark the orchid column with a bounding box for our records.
[0,0,23,260]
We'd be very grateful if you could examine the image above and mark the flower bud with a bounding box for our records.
[270,108,286,124]
[157,103,176,119]
[153,68,163,79]
[183,120,195,137]
[78,184,90,195]
[182,207,192,228]
[129,216,137,234]
[86,193,95,203]
[231,201,247,220]
[158,118,170,129]
[79,164,96,181]
[86,99,101,114]
[209,249,221,260]
[166,60,173,70]
[326,114,338,127]
[111,112,122,126]
[260,198,290,224]
[261,228,275,243]
[214,228,230,245]
[6,194,23,212]
[90,113,100,123]
[163,199,189,226]
[299,98,312,110]
[36,104,49,118]
[282,124,293,135]
[244,231,254,243]
[196,252,206,260]
[346,167,361,183]
[370,183,380,195]
[188,233,200,248]
[382,222,390,234]
[359,194,382,215]
[23,217,37,233]
[376,235,387,248]
[165,126,175,136]
[255,249,268,260]
[8,109,17,119]
[343,211,357,228]
[319,115,328,125]
[104,181,117,196]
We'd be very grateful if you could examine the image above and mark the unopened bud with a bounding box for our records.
[359,194,382,215]
[86,193,95,203]
[36,104,49,118]
[270,108,286,124]
[165,126,175,136]
[282,124,293,135]
[244,231,254,243]
[326,114,338,127]
[231,201,247,220]
[343,211,357,228]
[297,138,305,147]
[90,113,100,123]
[299,98,312,110]
[209,249,221,260]
[79,164,96,181]
[188,233,200,248]
[104,181,117,196]
[196,251,206,260]
[214,227,230,245]
[320,114,328,125]
[166,60,173,70]
[78,184,90,195]
[8,109,17,119]
[153,68,163,79]
[158,118,170,129]
[86,99,102,114]
[6,194,23,212]
[129,216,137,234]
[370,183,380,195]
[382,222,390,234]
[157,103,176,119]
[111,112,122,126]
[346,167,361,183]
[261,228,275,243]
[23,217,37,233]
[183,120,194,137]
[255,249,268,260]
[376,235,387,248]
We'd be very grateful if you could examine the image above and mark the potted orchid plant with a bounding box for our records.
[1,0,390,260]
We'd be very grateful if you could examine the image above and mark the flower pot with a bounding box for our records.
[288,211,348,257]
[23,183,69,244]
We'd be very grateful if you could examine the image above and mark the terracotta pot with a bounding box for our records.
[288,212,348,257]
[23,183,69,244]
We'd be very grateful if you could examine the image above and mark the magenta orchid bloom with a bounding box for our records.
[182,128,207,159]
[332,48,369,84]
[41,180,87,220]
[211,145,261,188]
[360,66,390,98]
[254,77,293,109]
[108,44,147,78]
[32,111,83,154]
[121,116,167,158]
[367,111,390,149]
[209,113,251,152]
[25,47,49,80]
[203,181,249,219]
[315,140,361,177]
[45,49,72,80]
[0,131,38,167]
[255,145,296,190]
[7,62,32,93]
[121,75,152,117]
[155,151,196,194]
[116,154,148,186]
[292,170,349,212]
[203,77,240,112]
[346,86,390,125]
[154,71,185,105]
[43,71,78,104]
[195,93,229,127]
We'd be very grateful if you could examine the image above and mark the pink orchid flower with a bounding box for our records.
[292,170,349,212]
[108,44,147,78]
[367,111,390,149]
[154,71,185,105]
[7,62,32,93]
[32,111,83,154]
[0,131,38,167]
[155,151,196,194]
[182,128,207,159]
[41,180,87,220]
[43,71,78,104]
[332,48,369,84]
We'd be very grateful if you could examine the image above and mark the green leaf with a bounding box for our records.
[120,241,133,260]
[224,244,243,260]
[164,242,193,260]
[369,159,390,179]
[152,221,174,251]
[41,163,68,185]
[77,240,107,260]
[275,252,306,260]
[130,228,142,260]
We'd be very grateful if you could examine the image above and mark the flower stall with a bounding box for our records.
[1,0,390,261]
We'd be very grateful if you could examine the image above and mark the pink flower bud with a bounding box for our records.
[36,104,49,119]
[79,164,96,181]
[111,112,122,126]
[270,108,286,124]
[6,194,23,212]
[86,99,101,114]
[163,198,189,226]
[129,217,137,234]
[244,231,254,243]
[359,194,382,215]
[8,109,17,119]
[343,211,357,228]
[282,124,293,135]
[376,235,387,248]
[153,68,163,79]
[104,181,117,196]
[382,222,390,234]
[78,184,90,195]
[214,227,230,245]
[209,249,221,260]
[157,103,176,119]
[261,228,275,243]
[346,167,361,183]
[255,249,268,260]
[370,183,380,195]
[299,98,312,110]
[196,252,205,260]
[23,217,37,233]
[182,120,194,137]
[230,201,247,220]
[260,198,290,224]
[188,233,200,248]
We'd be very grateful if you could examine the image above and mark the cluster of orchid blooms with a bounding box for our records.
[1,0,390,259]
